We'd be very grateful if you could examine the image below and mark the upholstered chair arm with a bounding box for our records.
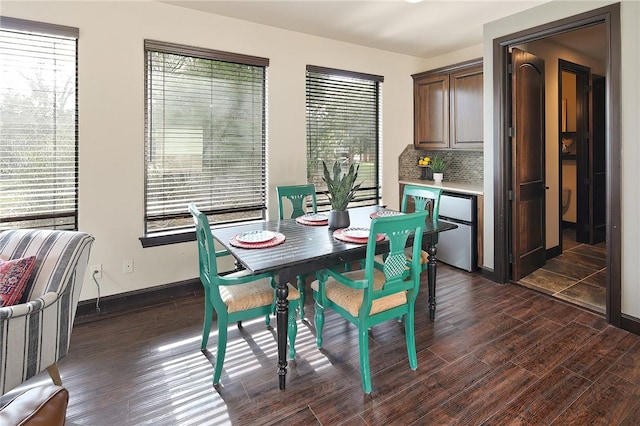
[0,290,70,394]
[0,292,58,320]
[0,229,94,395]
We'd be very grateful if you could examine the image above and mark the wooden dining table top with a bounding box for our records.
[210,205,457,278]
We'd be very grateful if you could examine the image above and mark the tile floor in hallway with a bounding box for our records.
[518,228,606,314]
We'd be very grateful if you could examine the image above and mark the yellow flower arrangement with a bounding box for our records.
[418,156,431,166]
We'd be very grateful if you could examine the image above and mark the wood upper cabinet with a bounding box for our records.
[413,59,483,150]
[450,66,483,149]
[414,73,449,149]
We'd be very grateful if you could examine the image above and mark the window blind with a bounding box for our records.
[0,17,78,230]
[144,40,268,235]
[306,66,382,209]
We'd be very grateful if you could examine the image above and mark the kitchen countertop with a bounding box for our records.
[399,179,484,196]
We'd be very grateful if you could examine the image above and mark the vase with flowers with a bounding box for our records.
[418,156,431,180]
[429,155,446,183]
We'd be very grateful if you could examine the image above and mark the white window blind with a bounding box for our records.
[144,40,268,236]
[306,65,382,209]
[0,17,78,230]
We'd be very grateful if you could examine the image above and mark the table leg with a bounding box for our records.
[275,272,289,390]
[426,242,438,320]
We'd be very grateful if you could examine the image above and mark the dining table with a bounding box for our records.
[210,205,457,390]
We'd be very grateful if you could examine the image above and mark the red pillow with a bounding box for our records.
[0,256,37,307]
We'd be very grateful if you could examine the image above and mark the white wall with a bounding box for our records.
[2,1,424,301]
[483,0,640,317]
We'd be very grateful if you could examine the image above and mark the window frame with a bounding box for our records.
[0,16,79,231]
[305,65,383,211]
[141,40,269,248]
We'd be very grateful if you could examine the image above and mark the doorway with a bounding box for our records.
[492,4,621,324]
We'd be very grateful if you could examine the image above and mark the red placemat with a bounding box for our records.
[333,229,385,244]
[230,232,286,249]
[296,217,328,226]
[370,210,404,219]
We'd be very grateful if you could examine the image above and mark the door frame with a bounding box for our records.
[492,3,621,325]
[558,59,591,245]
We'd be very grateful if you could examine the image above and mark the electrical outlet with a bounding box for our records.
[91,264,102,279]
[123,259,134,274]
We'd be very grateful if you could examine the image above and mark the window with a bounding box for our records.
[143,41,268,245]
[0,17,79,230]
[306,65,382,209]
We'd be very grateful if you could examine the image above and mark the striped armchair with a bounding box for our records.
[0,230,94,395]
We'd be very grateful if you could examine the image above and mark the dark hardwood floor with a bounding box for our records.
[8,264,640,425]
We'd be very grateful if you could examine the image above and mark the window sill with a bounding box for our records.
[139,219,266,248]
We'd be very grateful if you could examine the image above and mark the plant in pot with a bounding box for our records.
[429,155,446,183]
[322,160,362,229]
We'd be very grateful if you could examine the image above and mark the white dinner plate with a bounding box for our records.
[377,210,404,217]
[236,230,276,243]
[301,213,328,222]
[343,227,370,239]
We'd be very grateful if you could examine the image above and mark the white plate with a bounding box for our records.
[377,210,404,217]
[236,230,276,243]
[302,213,328,222]
[343,227,370,239]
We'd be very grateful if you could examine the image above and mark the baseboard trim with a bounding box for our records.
[621,313,640,336]
[546,246,561,259]
[76,278,202,324]
[481,266,499,283]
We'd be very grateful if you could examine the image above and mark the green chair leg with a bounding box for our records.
[265,313,271,326]
[296,274,306,318]
[314,301,325,348]
[213,321,228,385]
[201,298,214,350]
[288,302,298,359]
[406,305,418,370]
[358,326,372,394]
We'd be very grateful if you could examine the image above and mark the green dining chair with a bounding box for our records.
[276,184,318,317]
[311,210,430,393]
[188,203,300,385]
[277,184,318,220]
[401,185,442,270]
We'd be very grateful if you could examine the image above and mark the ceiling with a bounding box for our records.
[162,0,552,58]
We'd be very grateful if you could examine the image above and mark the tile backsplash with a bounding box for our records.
[398,145,484,184]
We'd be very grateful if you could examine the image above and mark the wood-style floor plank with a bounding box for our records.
[7,264,640,426]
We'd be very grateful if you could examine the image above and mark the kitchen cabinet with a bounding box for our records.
[412,59,483,150]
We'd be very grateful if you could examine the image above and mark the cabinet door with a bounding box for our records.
[450,66,483,149]
[414,74,449,149]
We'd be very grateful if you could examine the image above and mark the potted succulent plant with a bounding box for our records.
[429,155,446,182]
[322,160,362,229]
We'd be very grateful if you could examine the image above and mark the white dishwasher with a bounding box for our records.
[437,192,477,272]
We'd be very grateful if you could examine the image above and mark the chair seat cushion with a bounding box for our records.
[0,256,37,307]
[311,269,406,317]
[222,271,300,313]
[405,248,429,265]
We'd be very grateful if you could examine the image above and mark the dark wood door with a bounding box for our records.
[510,48,546,281]
[413,73,449,149]
[590,74,606,244]
[450,66,483,149]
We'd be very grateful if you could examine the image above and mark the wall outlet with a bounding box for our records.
[123,259,134,274]
[91,264,102,279]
